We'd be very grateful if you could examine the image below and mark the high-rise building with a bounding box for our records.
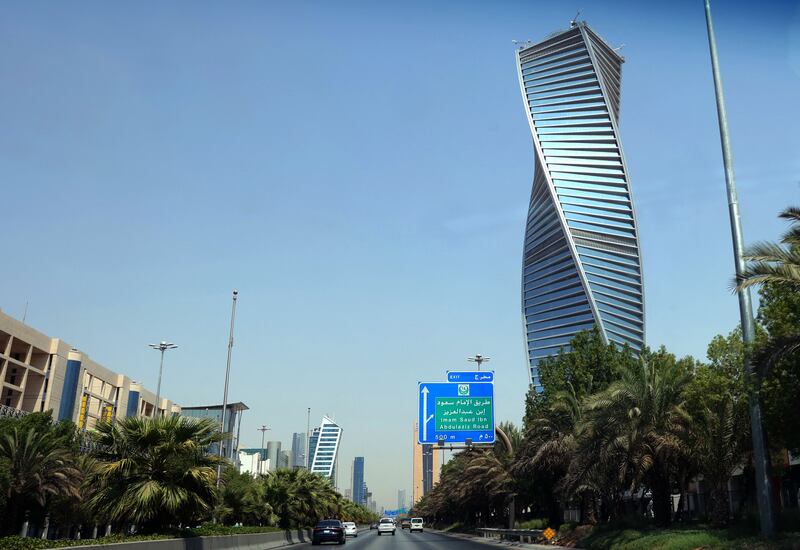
[308,427,320,469]
[279,450,290,469]
[181,403,249,461]
[291,432,306,468]
[309,416,342,481]
[412,422,440,505]
[0,309,179,426]
[516,21,645,390]
[265,441,282,472]
[397,489,407,510]
[352,457,365,506]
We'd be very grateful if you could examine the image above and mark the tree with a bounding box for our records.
[735,206,800,291]
[89,415,223,532]
[0,426,82,535]
[578,357,692,526]
[690,396,748,526]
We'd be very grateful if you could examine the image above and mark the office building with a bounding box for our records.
[516,22,645,390]
[291,432,306,468]
[180,403,249,462]
[344,488,352,501]
[263,441,282,472]
[309,415,342,481]
[352,457,365,506]
[0,309,177,426]
[238,449,264,476]
[279,450,290,469]
[412,422,440,504]
[397,489,407,510]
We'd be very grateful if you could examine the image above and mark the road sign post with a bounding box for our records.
[418,382,494,444]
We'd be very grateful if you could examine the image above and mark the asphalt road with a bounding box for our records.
[303,528,493,550]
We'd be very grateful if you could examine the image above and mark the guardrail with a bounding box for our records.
[475,528,544,543]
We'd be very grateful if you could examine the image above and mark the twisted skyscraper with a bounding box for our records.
[517,22,644,390]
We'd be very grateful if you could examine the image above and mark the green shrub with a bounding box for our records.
[516,518,548,530]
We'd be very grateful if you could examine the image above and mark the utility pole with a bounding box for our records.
[703,0,774,536]
[258,425,271,475]
[148,341,177,417]
[217,290,239,488]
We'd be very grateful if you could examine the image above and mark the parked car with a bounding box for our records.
[377,518,396,536]
[312,519,346,545]
[343,522,358,537]
[410,518,424,533]
[400,519,410,530]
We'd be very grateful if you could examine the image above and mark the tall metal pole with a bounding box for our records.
[217,290,239,488]
[149,341,177,417]
[156,349,165,412]
[258,425,270,476]
[703,0,774,536]
[306,407,311,469]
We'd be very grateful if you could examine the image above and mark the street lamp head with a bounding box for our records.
[149,342,178,351]
[233,289,239,296]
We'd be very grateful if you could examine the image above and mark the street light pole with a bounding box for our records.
[217,290,239,488]
[258,425,271,476]
[306,407,311,469]
[467,354,490,371]
[703,0,774,536]
[148,341,177,417]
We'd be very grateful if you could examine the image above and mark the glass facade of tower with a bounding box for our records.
[352,457,365,506]
[517,23,644,390]
[309,416,342,481]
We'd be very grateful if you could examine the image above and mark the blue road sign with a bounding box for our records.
[418,382,494,444]
[446,371,494,383]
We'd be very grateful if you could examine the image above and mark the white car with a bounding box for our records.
[377,518,396,536]
[343,522,357,537]
[410,518,423,533]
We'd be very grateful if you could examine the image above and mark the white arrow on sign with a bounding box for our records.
[421,386,434,441]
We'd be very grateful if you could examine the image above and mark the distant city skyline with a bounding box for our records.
[0,1,796,507]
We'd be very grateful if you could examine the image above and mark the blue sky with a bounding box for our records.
[1,0,798,508]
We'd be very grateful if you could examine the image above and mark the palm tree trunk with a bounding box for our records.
[709,484,730,527]
[651,476,672,526]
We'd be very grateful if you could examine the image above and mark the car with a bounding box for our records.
[312,519,346,545]
[400,519,410,530]
[410,518,424,533]
[377,517,396,536]
[343,522,357,537]
[369,523,377,530]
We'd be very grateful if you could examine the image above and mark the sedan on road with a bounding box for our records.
[377,518,396,536]
[312,519,346,545]
[343,522,357,537]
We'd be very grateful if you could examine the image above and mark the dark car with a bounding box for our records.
[312,520,346,545]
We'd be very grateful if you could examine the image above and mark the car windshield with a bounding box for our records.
[380,519,393,524]
[317,520,341,528]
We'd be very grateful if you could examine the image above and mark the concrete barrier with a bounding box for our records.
[46,529,313,550]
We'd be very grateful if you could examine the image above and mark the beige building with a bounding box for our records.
[412,422,440,505]
[0,308,177,427]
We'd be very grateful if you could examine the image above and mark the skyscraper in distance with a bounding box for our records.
[516,21,645,390]
[412,422,440,505]
[352,457,365,506]
[291,432,306,468]
[309,416,342,482]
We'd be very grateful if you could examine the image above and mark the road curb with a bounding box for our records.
[427,529,569,550]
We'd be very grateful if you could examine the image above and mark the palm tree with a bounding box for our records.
[89,415,223,532]
[691,397,747,526]
[0,427,82,535]
[514,383,588,525]
[735,206,800,291]
[578,358,692,526]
